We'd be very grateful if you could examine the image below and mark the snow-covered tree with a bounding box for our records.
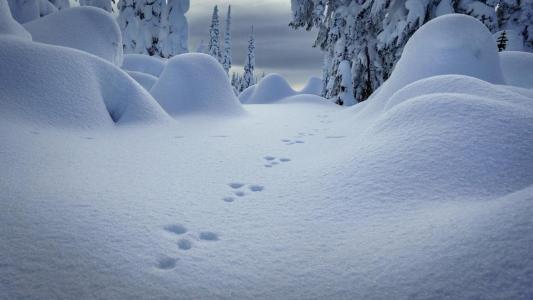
[290,0,533,104]
[7,0,57,23]
[79,0,115,12]
[222,5,232,75]
[136,0,165,56]
[160,0,189,58]
[196,39,207,53]
[117,0,139,53]
[208,5,222,63]
[240,26,256,92]
[497,30,508,51]
[48,0,69,10]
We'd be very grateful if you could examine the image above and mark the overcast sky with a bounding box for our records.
[187,0,323,89]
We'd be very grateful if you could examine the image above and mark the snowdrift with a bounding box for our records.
[121,54,166,77]
[368,14,505,111]
[0,36,170,129]
[24,6,123,66]
[127,71,158,91]
[238,84,256,103]
[150,53,245,116]
[0,0,31,40]
[245,73,296,104]
[337,14,533,201]
[299,76,322,96]
[499,51,533,89]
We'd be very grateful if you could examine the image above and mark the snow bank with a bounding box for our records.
[369,14,504,110]
[494,30,524,51]
[299,76,322,96]
[127,71,158,91]
[150,53,245,116]
[121,54,166,77]
[24,6,123,66]
[7,0,56,24]
[0,36,169,129]
[245,73,296,104]
[499,51,533,89]
[238,84,256,103]
[0,0,31,40]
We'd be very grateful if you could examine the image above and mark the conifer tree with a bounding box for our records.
[222,5,232,75]
[240,26,256,92]
[208,5,222,63]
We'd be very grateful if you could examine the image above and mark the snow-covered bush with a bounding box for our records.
[299,76,322,96]
[244,74,296,104]
[150,53,245,116]
[24,6,124,66]
[0,0,32,40]
[499,50,533,89]
[121,53,166,77]
[127,70,158,90]
[7,0,56,23]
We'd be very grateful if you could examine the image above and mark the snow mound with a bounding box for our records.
[238,84,256,104]
[385,75,533,111]
[7,0,56,24]
[370,14,504,109]
[0,36,170,129]
[127,71,158,91]
[246,73,296,104]
[150,53,245,116]
[299,76,322,96]
[494,30,524,51]
[499,51,533,89]
[122,54,166,77]
[24,6,123,66]
[0,0,31,40]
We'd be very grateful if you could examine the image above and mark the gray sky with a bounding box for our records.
[187,0,323,89]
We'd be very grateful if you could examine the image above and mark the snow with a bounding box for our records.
[1,7,533,300]
[0,0,31,40]
[127,70,158,91]
[245,73,296,104]
[24,6,123,66]
[7,0,57,24]
[494,29,524,51]
[150,53,245,116]
[0,36,169,129]
[121,53,166,77]
[238,84,256,103]
[299,76,322,96]
[499,51,533,89]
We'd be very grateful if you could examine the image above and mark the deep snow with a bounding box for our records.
[1,9,533,300]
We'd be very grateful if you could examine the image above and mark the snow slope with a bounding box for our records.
[1,10,532,300]
[499,51,533,89]
[24,6,123,66]
[0,36,169,129]
[0,0,31,40]
[121,53,166,77]
[127,70,158,91]
[299,76,322,96]
[151,53,245,117]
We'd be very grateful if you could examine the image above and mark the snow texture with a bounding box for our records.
[0,0,31,40]
[121,53,166,77]
[499,50,533,89]
[0,36,169,129]
[299,76,322,96]
[150,53,245,116]
[127,70,158,91]
[24,6,123,66]
[7,0,56,23]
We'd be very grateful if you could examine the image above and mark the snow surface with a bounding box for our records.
[1,11,533,300]
[7,0,56,24]
[0,0,31,40]
[238,84,256,103]
[121,53,166,77]
[150,53,245,117]
[499,51,533,89]
[127,70,158,91]
[24,6,123,66]
[0,36,169,129]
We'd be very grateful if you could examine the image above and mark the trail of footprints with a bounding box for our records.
[155,224,219,270]
[223,182,265,203]
[263,156,291,168]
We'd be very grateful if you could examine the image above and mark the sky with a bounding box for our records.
[187,0,323,89]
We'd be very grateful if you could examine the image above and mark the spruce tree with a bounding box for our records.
[208,5,222,63]
[160,0,190,58]
[240,26,256,92]
[222,5,232,75]
[497,30,508,52]
[117,0,139,53]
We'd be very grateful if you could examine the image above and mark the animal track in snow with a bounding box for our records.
[249,185,264,192]
[234,191,246,197]
[199,231,219,241]
[164,224,188,235]
[156,256,177,270]
[177,239,192,250]
[263,156,291,167]
[228,182,245,189]
[223,196,235,202]
[224,182,265,201]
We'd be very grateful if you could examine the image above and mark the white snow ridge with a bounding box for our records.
[0,3,532,300]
